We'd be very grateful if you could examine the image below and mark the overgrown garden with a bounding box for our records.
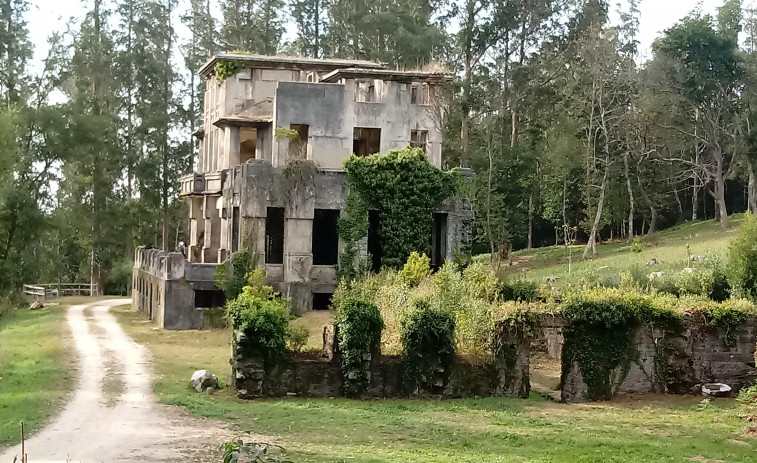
[220,210,757,402]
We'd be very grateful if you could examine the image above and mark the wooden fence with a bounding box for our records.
[23,283,100,301]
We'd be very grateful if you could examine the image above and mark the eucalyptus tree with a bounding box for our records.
[653,12,744,229]
[220,0,286,53]
[64,0,121,291]
[290,0,330,57]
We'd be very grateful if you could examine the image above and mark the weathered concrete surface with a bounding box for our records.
[0,300,230,463]
[561,315,757,403]
[232,322,530,399]
[132,247,215,330]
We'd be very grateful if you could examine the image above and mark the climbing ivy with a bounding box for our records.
[400,300,456,394]
[699,300,749,347]
[335,184,370,281]
[559,289,685,401]
[338,147,458,272]
[334,299,384,398]
[215,250,253,299]
[215,60,246,84]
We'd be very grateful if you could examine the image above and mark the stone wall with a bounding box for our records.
[233,324,531,399]
[561,315,757,403]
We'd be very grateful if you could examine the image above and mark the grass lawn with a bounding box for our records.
[495,215,744,287]
[0,300,78,448]
[113,304,757,463]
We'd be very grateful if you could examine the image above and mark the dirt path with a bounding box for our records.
[0,300,228,463]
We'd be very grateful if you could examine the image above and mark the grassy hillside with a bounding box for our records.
[493,214,744,288]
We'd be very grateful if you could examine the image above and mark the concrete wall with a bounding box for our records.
[217,160,472,313]
[132,247,216,330]
[560,315,757,403]
[273,80,443,169]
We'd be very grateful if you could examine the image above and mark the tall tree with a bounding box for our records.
[654,13,744,229]
[220,0,285,53]
[290,0,329,57]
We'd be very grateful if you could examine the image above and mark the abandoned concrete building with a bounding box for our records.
[132,53,473,328]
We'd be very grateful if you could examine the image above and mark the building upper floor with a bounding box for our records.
[192,53,452,177]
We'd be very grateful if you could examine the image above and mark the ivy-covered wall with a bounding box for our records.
[551,290,757,402]
[232,317,531,399]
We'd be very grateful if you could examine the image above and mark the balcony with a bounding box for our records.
[179,172,225,197]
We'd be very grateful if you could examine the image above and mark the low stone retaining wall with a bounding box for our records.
[233,324,531,399]
[559,315,757,402]
[232,312,755,402]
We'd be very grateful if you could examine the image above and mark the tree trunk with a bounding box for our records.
[692,176,699,221]
[562,176,569,252]
[715,172,729,228]
[583,161,609,259]
[748,158,757,213]
[90,0,105,296]
[673,187,684,224]
[486,133,495,265]
[460,1,474,167]
[648,206,657,234]
[624,152,634,242]
[527,193,533,249]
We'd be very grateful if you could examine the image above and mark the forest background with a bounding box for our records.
[1,0,756,295]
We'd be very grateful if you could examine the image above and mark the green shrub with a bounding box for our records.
[706,257,731,301]
[737,384,757,404]
[286,324,310,353]
[400,300,456,393]
[728,211,757,300]
[216,250,253,299]
[334,299,384,397]
[462,262,501,302]
[399,251,432,286]
[227,286,289,367]
[501,280,538,302]
[105,258,133,295]
[696,297,750,347]
[597,273,620,288]
[649,273,680,296]
[630,236,644,253]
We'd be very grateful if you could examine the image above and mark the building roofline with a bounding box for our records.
[199,53,387,76]
[320,68,454,84]
[213,115,273,128]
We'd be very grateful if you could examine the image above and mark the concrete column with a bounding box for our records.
[203,195,222,263]
[218,196,229,261]
[225,126,241,169]
[188,197,205,263]
[256,125,273,163]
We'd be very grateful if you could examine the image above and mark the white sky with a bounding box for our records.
[26,0,726,67]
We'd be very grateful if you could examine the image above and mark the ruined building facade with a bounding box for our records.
[133,54,473,328]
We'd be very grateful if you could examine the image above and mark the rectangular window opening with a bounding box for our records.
[194,289,226,308]
[411,83,429,105]
[240,127,257,163]
[410,130,428,153]
[265,207,285,264]
[313,292,333,311]
[288,124,309,160]
[312,209,340,265]
[353,127,381,157]
[355,80,376,102]
[231,207,240,253]
[431,212,448,270]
